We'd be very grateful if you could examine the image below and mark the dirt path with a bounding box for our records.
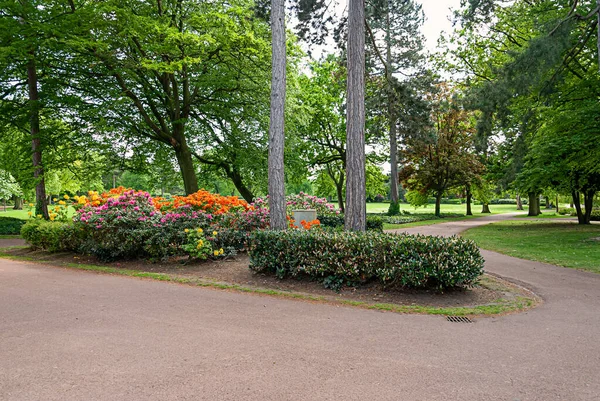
[1,214,599,400]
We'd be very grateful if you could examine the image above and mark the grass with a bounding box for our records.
[0,205,76,220]
[461,220,600,273]
[366,202,524,215]
[0,248,538,317]
[514,211,573,219]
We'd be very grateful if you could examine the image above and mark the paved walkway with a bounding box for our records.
[1,215,599,400]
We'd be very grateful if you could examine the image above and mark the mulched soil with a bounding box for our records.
[2,239,533,309]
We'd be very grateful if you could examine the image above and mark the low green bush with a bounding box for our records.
[317,215,384,232]
[249,230,484,290]
[557,207,575,216]
[590,210,600,221]
[387,201,400,216]
[0,216,27,235]
[21,220,73,252]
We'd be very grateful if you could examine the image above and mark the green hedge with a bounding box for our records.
[249,230,484,290]
[0,216,27,235]
[21,220,74,252]
[317,215,384,232]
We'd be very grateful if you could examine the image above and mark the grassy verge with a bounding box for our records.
[0,248,538,317]
[367,202,525,215]
[462,220,600,273]
[514,211,573,219]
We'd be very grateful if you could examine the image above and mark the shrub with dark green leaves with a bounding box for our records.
[249,230,484,290]
[590,209,600,221]
[21,220,74,252]
[0,216,26,235]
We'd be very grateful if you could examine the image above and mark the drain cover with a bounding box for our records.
[446,316,473,323]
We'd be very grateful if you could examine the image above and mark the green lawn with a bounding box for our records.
[366,202,524,215]
[461,220,600,273]
[0,206,76,220]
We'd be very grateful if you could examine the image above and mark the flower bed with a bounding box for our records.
[249,230,484,290]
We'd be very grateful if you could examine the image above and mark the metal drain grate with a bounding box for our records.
[446,316,473,323]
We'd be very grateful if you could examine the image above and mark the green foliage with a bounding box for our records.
[249,230,484,290]
[21,220,72,253]
[181,229,218,260]
[405,190,429,208]
[0,216,26,235]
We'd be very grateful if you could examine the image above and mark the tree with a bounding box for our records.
[365,0,427,213]
[0,0,72,218]
[400,86,483,217]
[68,0,271,195]
[345,0,366,231]
[268,0,287,229]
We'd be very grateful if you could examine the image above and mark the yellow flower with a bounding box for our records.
[63,194,70,200]
[197,240,204,246]
[36,214,42,219]
[52,198,58,202]
[27,212,32,216]
[197,228,203,233]
[212,231,218,236]
[58,200,66,205]
[184,228,189,233]
[213,250,219,256]
[28,203,34,207]
[54,207,60,212]
[219,248,224,255]
[49,216,55,221]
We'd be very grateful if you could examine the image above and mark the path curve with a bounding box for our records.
[1,215,599,400]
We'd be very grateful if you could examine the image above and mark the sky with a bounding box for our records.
[418,0,462,52]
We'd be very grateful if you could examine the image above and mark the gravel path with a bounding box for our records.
[1,214,599,400]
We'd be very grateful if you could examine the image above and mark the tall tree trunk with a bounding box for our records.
[345,0,366,231]
[528,192,540,216]
[466,185,472,216]
[555,195,559,213]
[434,192,442,217]
[572,191,586,224]
[481,203,491,213]
[27,54,49,220]
[516,194,523,210]
[386,8,399,209]
[268,0,287,230]
[545,195,551,209]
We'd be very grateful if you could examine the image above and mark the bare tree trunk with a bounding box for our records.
[434,192,442,217]
[386,9,398,209]
[12,195,23,210]
[481,203,491,213]
[174,146,199,195]
[268,0,287,230]
[556,194,559,213]
[27,54,49,220]
[572,191,586,224]
[345,0,366,231]
[466,185,472,216]
[528,192,540,216]
[516,194,523,210]
[583,190,595,224]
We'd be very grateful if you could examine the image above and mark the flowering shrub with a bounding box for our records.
[154,189,249,215]
[72,190,161,260]
[285,192,339,216]
[299,219,321,230]
[144,207,214,258]
[21,220,73,253]
[249,230,484,290]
